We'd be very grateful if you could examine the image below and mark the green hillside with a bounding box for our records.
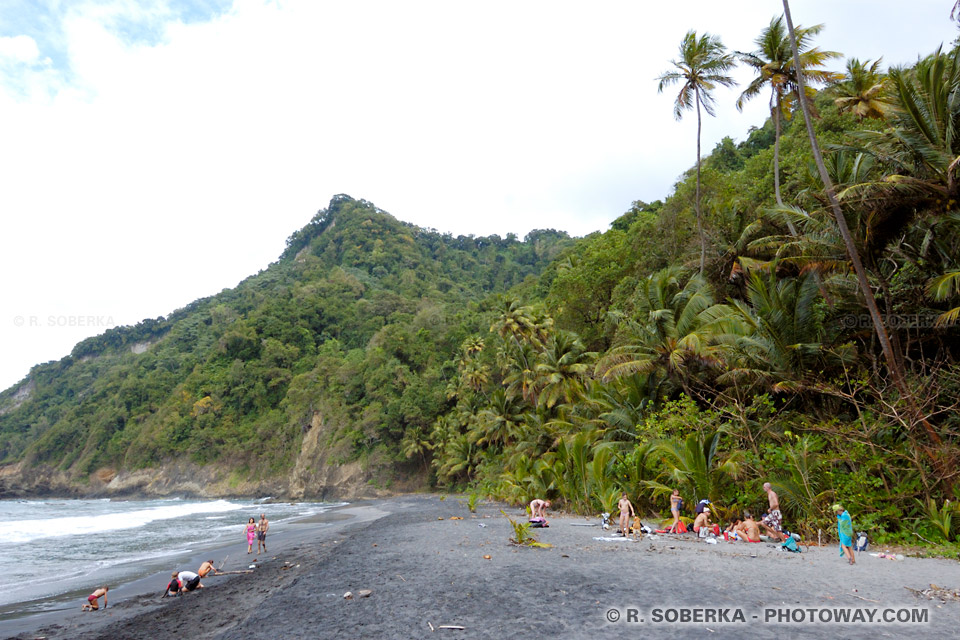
[0,195,571,483]
[4,18,960,546]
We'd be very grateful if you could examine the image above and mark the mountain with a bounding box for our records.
[0,195,572,498]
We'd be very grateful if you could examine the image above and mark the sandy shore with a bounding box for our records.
[6,494,960,639]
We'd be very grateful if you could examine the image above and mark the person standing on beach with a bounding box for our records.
[617,492,636,537]
[529,498,550,519]
[834,503,856,565]
[245,517,257,554]
[761,483,786,542]
[668,489,683,533]
[81,586,108,611]
[257,513,270,554]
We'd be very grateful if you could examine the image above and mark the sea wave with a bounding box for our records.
[8,499,244,543]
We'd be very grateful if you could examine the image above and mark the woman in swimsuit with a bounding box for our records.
[669,489,683,533]
[245,517,257,554]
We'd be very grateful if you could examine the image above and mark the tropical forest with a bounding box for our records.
[3,10,960,549]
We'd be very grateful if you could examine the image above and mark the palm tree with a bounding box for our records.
[534,330,594,409]
[595,267,729,395]
[716,270,837,393]
[657,30,737,273]
[928,270,960,326]
[779,0,941,446]
[831,58,889,120]
[736,16,841,219]
[644,429,742,507]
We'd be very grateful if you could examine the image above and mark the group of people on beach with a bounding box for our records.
[245,513,269,554]
[533,481,857,564]
[82,513,271,611]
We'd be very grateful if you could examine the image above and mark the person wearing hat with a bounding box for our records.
[693,507,719,536]
[833,503,855,565]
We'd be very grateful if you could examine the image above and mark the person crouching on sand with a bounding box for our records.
[529,498,551,520]
[245,517,257,554]
[618,492,635,537]
[177,570,203,593]
[81,586,108,611]
[198,559,219,578]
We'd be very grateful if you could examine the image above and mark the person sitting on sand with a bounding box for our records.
[736,512,762,542]
[177,570,203,593]
[618,492,636,537]
[529,498,551,520]
[198,559,219,578]
[668,489,683,533]
[81,585,108,611]
[692,508,720,536]
[724,519,741,538]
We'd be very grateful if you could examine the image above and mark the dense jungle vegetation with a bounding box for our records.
[3,11,960,545]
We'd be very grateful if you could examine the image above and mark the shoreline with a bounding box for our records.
[7,494,960,639]
[0,500,385,640]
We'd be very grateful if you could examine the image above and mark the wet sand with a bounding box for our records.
[6,494,960,639]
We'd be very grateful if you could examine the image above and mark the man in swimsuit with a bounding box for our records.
[257,513,270,554]
[198,559,219,578]
[761,483,786,542]
[529,499,550,519]
[617,492,635,537]
[177,570,203,593]
[81,586,108,611]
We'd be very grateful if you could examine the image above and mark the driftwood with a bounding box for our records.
[438,626,465,630]
[214,570,255,575]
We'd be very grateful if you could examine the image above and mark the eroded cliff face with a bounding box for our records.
[0,412,421,499]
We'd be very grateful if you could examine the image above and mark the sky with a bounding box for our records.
[0,0,956,392]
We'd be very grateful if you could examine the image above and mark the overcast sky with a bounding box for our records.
[0,0,955,391]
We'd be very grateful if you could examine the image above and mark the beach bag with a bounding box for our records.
[855,532,868,552]
[676,520,688,534]
[780,535,801,553]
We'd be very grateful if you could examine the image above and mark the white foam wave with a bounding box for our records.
[8,499,244,543]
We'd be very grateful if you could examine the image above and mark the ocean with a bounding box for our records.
[0,497,343,620]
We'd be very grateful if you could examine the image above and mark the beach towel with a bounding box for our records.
[837,510,853,554]
[593,536,636,542]
[781,536,801,553]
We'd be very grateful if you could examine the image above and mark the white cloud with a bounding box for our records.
[0,0,957,390]
[0,35,40,63]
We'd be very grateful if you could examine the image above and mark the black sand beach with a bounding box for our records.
[6,494,960,639]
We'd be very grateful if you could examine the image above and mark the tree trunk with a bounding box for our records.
[695,87,706,274]
[773,98,799,236]
[781,0,941,447]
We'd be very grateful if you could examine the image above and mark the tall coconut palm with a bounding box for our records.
[657,31,737,273]
[736,16,841,219]
[831,57,889,120]
[780,0,941,446]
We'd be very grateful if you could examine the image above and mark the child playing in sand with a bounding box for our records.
[81,586,108,611]
[617,492,635,537]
